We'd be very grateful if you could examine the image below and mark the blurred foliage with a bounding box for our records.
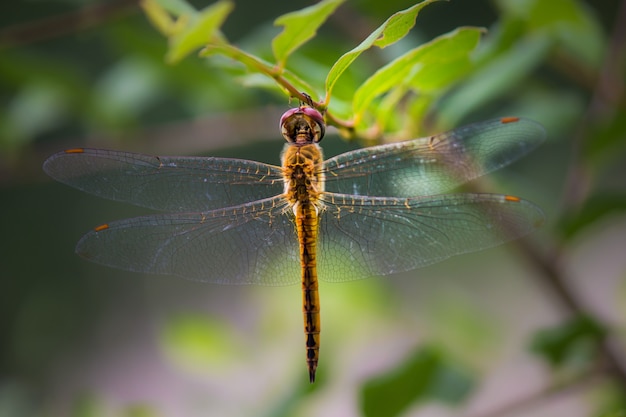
[161,312,244,371]
[69,394,159,417]
[559,193,626,241]
[530,314,606,369]
[2,0,626,416]
[143,0,484,137]
[360,346,474,417]
[593,383,626,417]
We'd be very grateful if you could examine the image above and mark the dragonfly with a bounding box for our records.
[43,106,545,383]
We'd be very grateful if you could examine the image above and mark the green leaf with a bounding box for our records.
[272,0,345,68]
[150,0,197,16]
[141,0,180,35]
[202,42,275,73]
[406,29,482,91]
[325,0,443,105]
[360,346,474,417]
[500,0,606,67]
[352,27,482,124]
[530,315,605,368]
[371,83,409,135]
[403,94,433,135]
[201,43,316,96]
[437,32,550,126]
[165,0,234,64]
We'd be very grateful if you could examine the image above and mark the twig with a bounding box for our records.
[559,0,626,212]
[470,4,626,416]
[516,0,626,388]
[516,238,626,389]
[465,366,608,417]
[0,0,138,48]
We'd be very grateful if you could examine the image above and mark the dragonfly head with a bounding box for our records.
[280,106,325,145]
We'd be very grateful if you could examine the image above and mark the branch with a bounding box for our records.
[484,3,626,413]
[0,0,138,48]
[465,366,608,417]
[559,0,626,211]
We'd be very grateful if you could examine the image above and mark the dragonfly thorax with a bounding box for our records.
[281,143,325,208]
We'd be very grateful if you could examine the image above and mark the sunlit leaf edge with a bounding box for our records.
[272,0,345,67]
[352,26,483,124]
[165,0,234,64]
[324,0,444,105]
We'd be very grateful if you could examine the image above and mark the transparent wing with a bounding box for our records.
[74,192,544,285]
[75,196,302,285]
[316,192,544,282]
[322,117,545,197]
[43,148,284,212]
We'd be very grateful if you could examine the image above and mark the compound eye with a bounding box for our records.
[299,107,325,139]
[280,106,326,143]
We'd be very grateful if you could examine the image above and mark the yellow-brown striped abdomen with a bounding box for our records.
[296,202,321,382]
[281,143,324,382]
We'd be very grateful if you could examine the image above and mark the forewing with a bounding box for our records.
[43,148,284,211]
[75,197,302,285]
[316,192,544,282]
[322,117,545,197]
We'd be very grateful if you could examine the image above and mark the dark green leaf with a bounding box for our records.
[201,43,316,95]
[529,315,606,368]
[166,0,234,63]
[360,346,474,417]
[352,27,482,125]
[325,0,443,104]
[437,33,550,126]
[272,0,345,67]
[141,0,182,35]
[526,0,605,67]
[150,0,197,16]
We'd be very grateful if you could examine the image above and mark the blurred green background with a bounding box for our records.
[1,0,626,416]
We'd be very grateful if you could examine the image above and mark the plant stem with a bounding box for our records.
[0,0,137,47]
[465,366,608,417]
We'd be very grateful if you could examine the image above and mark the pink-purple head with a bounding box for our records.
[280,106,325,145]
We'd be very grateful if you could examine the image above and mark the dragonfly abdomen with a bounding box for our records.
[281,141,325,383]
[296,201,321,383]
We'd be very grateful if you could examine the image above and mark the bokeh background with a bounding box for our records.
[1,0,625,416]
